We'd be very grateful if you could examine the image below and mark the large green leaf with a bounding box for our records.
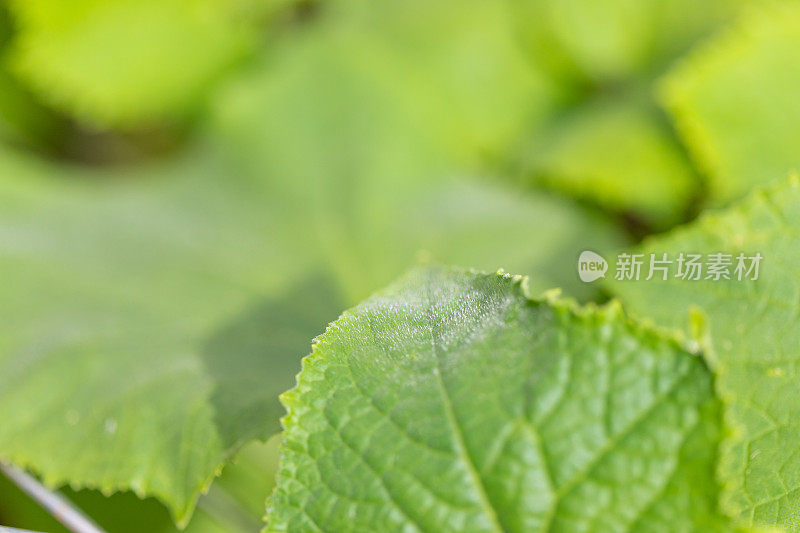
[0,145,337,525]
[607,175,800,529]
[5,0,259,127]
[660,3,800,203]
[268,266,732,531]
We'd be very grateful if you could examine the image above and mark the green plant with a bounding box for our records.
[2,0,800,531]
[268,173,800,528]
[269,265,732,531]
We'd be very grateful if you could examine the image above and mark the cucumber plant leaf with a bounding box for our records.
[268,266,733,531]
[660,3,800,203]
[608,175,800,529]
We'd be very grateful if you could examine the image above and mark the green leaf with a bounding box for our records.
[607,175,800,529]
[523,96,698,227]
[212,9,626,303]
[267,266,732,531]
[0,145,339,524]
[213,0,557,172]
[340,0,558,162]
[6,0,258,127]
[660,3,800,203]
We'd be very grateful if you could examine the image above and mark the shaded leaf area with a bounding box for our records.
[0,4,68,151]
[660,2,800,203]
[202,275,344,451]
[607,176,800,530]
[521,95,696,228]
[268,266,732,532]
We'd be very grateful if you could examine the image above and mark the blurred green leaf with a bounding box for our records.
[200,276,343,451]
[0,67,68,149]
[513,0,738,87]
[523,96,698,227]
[0,4,67,150]
[607,175,800,530]
[207,436,282,526]
[344,0,558,162]
[212,2,626,302]
[661,2,800,203]
[215,0,558,167]
[0,145,329,525]
[376,180,626,302]
[268,266,731,531]
[5,0,259,127]
[505,0,741,229]
[514,0,741,85]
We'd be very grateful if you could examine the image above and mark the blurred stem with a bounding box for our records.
[0,463,106,533]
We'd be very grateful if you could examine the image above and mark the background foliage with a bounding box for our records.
[0,0,799,531]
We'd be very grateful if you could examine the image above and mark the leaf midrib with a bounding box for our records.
[424,277,507,533]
